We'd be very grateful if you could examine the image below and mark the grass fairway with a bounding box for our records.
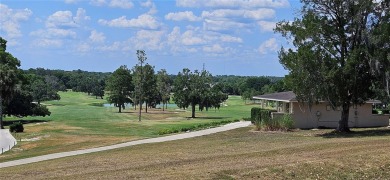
[1,127,390,179]
[1,91,258,162]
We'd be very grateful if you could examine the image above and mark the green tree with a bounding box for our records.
[173,69,212,118]
[141,64,158,113]
[0,37,21,129]
[106,65,134,113]
[29,75,61,104]
[135,50,147,121]
[157,69,171,111]
[275,0,390,132]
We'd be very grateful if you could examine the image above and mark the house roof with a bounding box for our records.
[253,91,382,104]
[252,91,297,102]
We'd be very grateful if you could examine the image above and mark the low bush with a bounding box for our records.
[260,114,294,131]
[9,122,24,133]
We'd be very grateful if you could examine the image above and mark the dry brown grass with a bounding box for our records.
[2,127,390,179]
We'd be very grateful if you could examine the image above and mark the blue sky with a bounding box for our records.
[0,0,301,76]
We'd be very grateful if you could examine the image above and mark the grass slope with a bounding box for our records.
[1,127,390,179]
[1,92,257,162]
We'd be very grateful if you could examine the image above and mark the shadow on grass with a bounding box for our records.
[318,127,390,138]
[4,120,51,126]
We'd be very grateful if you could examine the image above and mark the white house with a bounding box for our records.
[253,91,389,129]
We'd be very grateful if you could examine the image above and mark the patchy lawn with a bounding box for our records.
[1,127,390,179]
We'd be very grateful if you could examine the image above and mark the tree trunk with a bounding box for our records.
[145,102,148,113]
[165,103,167,110]
[162,102,165,111]
[191,102,196,118]
[0,95,3,129]
[118,104,122,113]
[337,102,351,132]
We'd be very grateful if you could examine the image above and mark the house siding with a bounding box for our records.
[290,102,389,129]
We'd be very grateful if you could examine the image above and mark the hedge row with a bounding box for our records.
[250,107,276,125]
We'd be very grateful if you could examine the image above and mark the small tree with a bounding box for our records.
[157,69,171,111]
[106,65,133,113]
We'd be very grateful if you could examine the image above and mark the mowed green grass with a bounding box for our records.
[1,91,258,162]
[1,127,390,179]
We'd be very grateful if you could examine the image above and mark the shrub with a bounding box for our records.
[9,122,24,133]
[382,109,390,114]
[258,114,294,131]
[251,107,262,124]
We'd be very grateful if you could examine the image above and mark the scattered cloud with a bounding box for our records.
[98,14,160,29]
[90,0,133,9]
[89,30,106,43]
[176,0,290,8]
[258,21,276,32]
[46,8,89,29]
[203,19,248,32]
[0,4,33,39]
[259,38,278,54]
[201,9,275,21]
[141,0,157,14]
[30,28,76,38]
[130,30,165,50]
[109,0,133,9]
[33,38,63,48]
[165,11,201,21]
[203,44,224,53]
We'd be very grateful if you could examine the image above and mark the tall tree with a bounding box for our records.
[275,0,390,132]
[106,65,134,113]
[156,69,171,111]
[173,69,213,118]
[0,37,21,129]
[136,50,147,121]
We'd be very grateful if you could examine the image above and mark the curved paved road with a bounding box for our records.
[0,121,251,168]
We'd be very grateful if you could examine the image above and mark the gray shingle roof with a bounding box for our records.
[253,91,297,102]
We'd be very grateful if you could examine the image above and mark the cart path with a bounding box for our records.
[0,121,251,168]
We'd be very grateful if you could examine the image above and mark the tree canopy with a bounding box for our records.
[275,0,390,132]
[105,65,134,113]
[0,37,21,128]
[173,68,227,118]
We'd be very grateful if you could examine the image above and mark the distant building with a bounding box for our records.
[253,91,389,129]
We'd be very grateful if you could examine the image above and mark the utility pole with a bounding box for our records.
[136,50,147,122]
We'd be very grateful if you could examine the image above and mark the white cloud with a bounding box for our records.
[203,44,225,53]
[46,8,89,29]
[90,0,134,9]
[90,0,107,6]
[0,4,33,39]
[165,11,201,21]
[181,30,206,45]
[258,21,276,32]
[77,42,91,53]
[141,0,157,14]
[98,41,123,51]
[33,38,63,48]
[98,14,160,29]
[109,0,133,9]
[220,35,243,43]
[201,9,275,21]
[89,30,106,43]
[176,0,290,8]
[130,30,164,50]
[203,19,247,32]
[259,38,278,54]
[30,29,76,38]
